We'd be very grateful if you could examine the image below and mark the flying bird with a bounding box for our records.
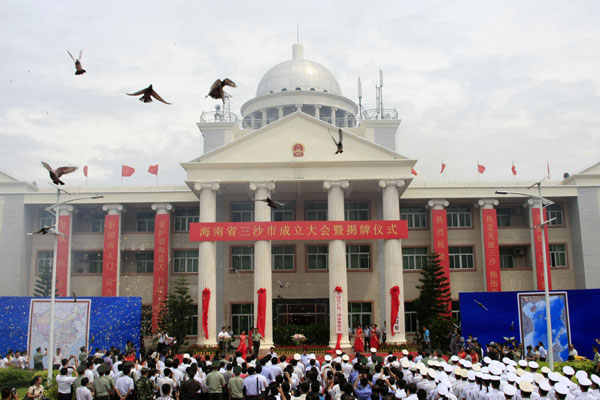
[42,162,78,185]
[67,50,86,75]
[254,197,284,209]
[126,85,170,104]
[206,78,236,104]
[328,128,343,154]
[29,225,54,235]
[277,280,290,289]
[474,299,488,311]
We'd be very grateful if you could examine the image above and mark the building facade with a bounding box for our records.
[1,43,600,349]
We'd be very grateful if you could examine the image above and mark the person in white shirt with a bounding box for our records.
[57,367,78,400]
[83,361,95,384]
[115,366,135,400]
[53,348,63,370]
[76,378,94,400]
[405,383,418,400]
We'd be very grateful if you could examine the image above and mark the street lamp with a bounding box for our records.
[44,190,103,385]
[495,179,555,370]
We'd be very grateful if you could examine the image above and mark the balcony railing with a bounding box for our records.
[241,115,359,129]
[200,111,240,124]
[361,108,398,120]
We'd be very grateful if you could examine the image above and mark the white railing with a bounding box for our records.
[200,111,240,123]
[361,108,398,120]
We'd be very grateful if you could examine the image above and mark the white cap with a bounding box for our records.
[519,380,534,393]
[463,360,473,369]
[468,371,476,381]
[392,361,400,368]
[548,372,561,382]
[507,365,516,373]
[491,376,501,382]
[444,365,453,373]
[335,350,342,355]
[438,383,450,396]
[183,353,190,359]
[541,366,551,374]
[481,367,489,374]
[576,370,589,381]
[579,377,592,387]
[534,373,546,385]
[428,369,438,379]
[451,355,459,362]
[484,357,492,365]
[518,360,528,367]
[506,372,517,382]
[591,374,600,386]
[503,385,517,396]
[539,380,551,392]
[324,355,332,361]
[294,353,301,361]
[562,366,575,376]
[401,359,410,369]
[370,347,377,353]
[402,349,409,356]
[342,354,350,362]
[472,364,481,372]
[528,361,539,369]
[490,366,502,376]
[309,353,316,360]
[554,383,569,395]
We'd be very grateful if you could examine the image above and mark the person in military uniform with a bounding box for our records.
[135,368,157,400]
[94,364,115,400]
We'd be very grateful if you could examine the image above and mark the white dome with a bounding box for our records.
[255,44,342,97]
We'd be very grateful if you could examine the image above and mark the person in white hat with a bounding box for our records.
[575,377,594,400]
[333,349,343,364]
[341,354,352,376]
[520,380,535,400]
[554,383,571,400]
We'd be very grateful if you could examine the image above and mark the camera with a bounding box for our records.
[11,389,16,396]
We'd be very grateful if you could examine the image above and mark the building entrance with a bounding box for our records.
[273,298,329,326]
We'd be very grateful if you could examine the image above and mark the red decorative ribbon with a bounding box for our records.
[334,286,343,293]
[335,333,342,351]
[202,288,210,339]
[390,286,400,336]
[257,288,266,336]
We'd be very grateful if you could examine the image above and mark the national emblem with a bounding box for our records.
[292,143,305,157]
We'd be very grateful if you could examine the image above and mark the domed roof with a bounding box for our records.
[255,44,342,97]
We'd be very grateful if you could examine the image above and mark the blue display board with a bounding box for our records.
[460,289,600,360]
[0,297,141,363]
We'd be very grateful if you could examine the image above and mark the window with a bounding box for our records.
[231,304,253,335]
[272,246,294,271]
[345,201,369,221]
[173,209,199,232]
[136,252,154,273]
[272,202,295,221]
[141,305,153,336]
[403,247,428,270]
[349,302,372,328]
[499,247,515,269]
[136,212,155,232]
[546,204,563,226]
[231,202,254,222]
[232,246,254,271]
[173,250,198,273]
[37,251,53,274]
[305,202,327,221]
[40,210,56,228]
[549,244,567,267]
[447,206,472,228]
[451,301,461,324]
[401,206,427,228]
[72,251,103,274]
[449,246,474,269]
[346,245,370,269]
[496,207,512,227]
[91,216,104,233]
[404,302,418,333]
[187,314,198,336]
[307,245,328,270]
[275,301,327,325]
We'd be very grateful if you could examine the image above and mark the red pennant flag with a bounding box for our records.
[440,162,446,174]
[477,163,486,174]
[121,165,135,177]
[83,165,88,177]
[148,164,159,175]
[547,161,550,178]
[511,163,517,176]
[411,168,418,176]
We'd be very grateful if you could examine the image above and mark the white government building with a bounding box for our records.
[1,43,600,350]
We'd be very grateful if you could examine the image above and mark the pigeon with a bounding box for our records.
[73,291,77,303]
[328,128,343,154]
[42,162,77,185]
[29,225,54,235]
[277,280,290,289]
[474,299,488,311]
[229,268,242,281]
[206,78,236,104]
[67,50,86,75]
[126,85,170,104]
[254,197,284,209]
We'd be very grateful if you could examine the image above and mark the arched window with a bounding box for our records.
[295,87,302,91]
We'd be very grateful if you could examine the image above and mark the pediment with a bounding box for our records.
[0,170,21,183]
[577,162,600,176]
[189,112,409,165]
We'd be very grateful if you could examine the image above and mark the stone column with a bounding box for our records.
[323,180,351,349]
[55,205,74,296]
[195,183,220,346]
[250,113,256,129]
[478,199,501,292]
[101,204,124,296]
[250,181,276,349]
[379,180,406,344]
[261,109,267,127]
[151,203,173,331]
[277,106,284,120]
[314,105,321,120]
[330,108,337,126]
[343,112,349,128]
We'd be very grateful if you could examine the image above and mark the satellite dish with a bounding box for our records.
[563,172,570,179]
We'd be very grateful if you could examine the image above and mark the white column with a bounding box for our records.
[314,105,321,120]
[330,108,337,126]
[250,113,256,128]
[379,180,406,344]
[343,112,349,127]
[261,109,267,127]
[250,181,276,349]
[277,106,284,120]
[323,180,351,349]
[195,182,220,346]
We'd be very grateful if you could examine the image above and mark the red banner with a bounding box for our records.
[481,208,502,292]
[102,214,120,296]
[202,288,210,339]
[55,215,71,296]
[334,286,343,350]
[152,213,170,331]
[257,288,266,336]
[190,220,408,242]
[431,209,451,315]
[390,286,400,336]
[531,208,552,291]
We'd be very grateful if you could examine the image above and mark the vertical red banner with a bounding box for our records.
[531,208,552,291]
[481,208,502,292]
[55,215,71,296]
[152,213,170,331]
[257,288,266,336]
[431,209,452,314]
[102,214,120,296]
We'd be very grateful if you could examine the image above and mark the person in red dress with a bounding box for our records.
[354,325,364,353]
[237,330,248,360]
[369,324,380,351]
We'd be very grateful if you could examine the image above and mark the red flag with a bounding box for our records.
[148,164,159,175]
[511,163,517,176]
[547,161,550,178]
[477,163,486,174]
[440,162,446,174]
[411,168,418,176]
[121,165,135,177]
[83,165,88,177]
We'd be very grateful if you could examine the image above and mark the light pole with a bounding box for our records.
[495,180,554,370]
[44,190,103,386]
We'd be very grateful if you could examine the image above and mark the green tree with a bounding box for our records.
[157,277,195,353]
[33,263,56,297]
